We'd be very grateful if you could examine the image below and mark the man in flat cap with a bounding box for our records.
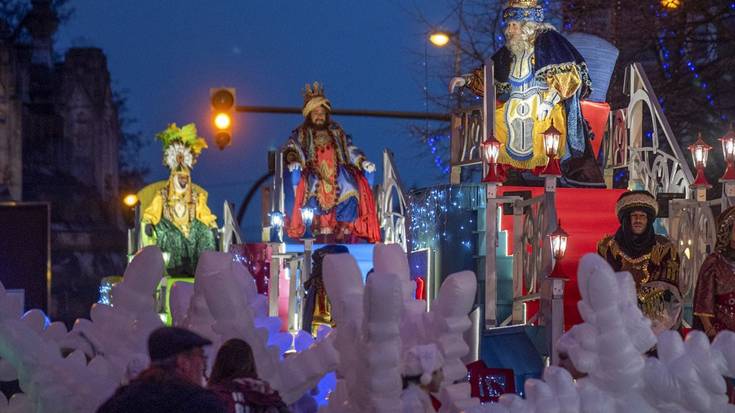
[597,190,682,333]
[97,327,226,413]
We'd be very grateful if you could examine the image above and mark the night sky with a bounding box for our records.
[55,1,458,239]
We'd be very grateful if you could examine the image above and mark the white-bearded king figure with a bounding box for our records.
[452,0,603,185]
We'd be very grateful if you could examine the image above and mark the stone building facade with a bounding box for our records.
[0,0,126,324]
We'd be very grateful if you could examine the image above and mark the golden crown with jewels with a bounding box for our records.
[303,81,326,105]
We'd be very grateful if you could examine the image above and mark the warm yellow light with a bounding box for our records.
[214,113,231,130]
[123,194,138,207]
[429,32,451,47]
[661,0,681,9]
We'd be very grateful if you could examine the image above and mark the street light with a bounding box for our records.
[540,120,563,177]
[427,29,462,92]
[429,31,451,47]
[123,193,139,207]
[122,193,140,255]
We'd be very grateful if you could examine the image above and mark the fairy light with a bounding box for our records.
[655,6,727,121]
[426,135,451,175]
[408,185,485,251]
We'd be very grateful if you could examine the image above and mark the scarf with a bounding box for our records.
[614,208,657,259]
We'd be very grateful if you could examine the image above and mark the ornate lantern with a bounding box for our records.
[689,132,711,188]
[269,211,284,243]
[549,220,569,279]
[481,137,504,183]
[540,120,562,176]
[720,126,735,181]
[300,207,315,239]
[549,220,569,260]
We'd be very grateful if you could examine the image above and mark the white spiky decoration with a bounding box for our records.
[164,142,194,171]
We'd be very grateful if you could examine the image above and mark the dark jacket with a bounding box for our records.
[97,368,227,413]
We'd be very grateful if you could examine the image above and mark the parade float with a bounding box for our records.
[2,0,735,411]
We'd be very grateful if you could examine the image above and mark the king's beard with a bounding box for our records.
[305,116,330,131]
[506,35,532,58]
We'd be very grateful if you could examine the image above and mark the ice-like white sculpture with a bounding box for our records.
[0,246,167,412]
[467,253,735,413]
[319,244,479,412]
[191,251,339,404]
[4,244,735,413]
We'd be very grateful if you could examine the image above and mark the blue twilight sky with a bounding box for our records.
[55,1,461,239]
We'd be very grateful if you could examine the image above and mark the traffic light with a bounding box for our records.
[210,88,235,150]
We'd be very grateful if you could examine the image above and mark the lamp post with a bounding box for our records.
[689,132,712,202]
[267,210,286,318]
[720,126,735,202]
[299,206,316,332]
[429,30,461,78]
[429,30,462,108]
[123,193,140,255]
[547,219,568,366]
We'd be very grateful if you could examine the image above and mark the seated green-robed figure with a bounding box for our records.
[142,123,217,276]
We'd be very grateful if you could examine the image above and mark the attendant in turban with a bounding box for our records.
[597,190,681,333]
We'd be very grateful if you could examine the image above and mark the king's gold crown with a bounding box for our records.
[303,81,325,105]
[508,0,538,7]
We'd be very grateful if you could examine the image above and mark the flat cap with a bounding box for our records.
[148,327,212,361]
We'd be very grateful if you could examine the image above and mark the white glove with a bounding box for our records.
[361,161,376,173]
[537,101,554,121]
[288,162,302,172]
[449,76,467,93]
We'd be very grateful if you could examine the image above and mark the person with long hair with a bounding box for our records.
[282,82,380,244]
[208,339,290,413]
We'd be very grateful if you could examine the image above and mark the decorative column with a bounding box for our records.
[482,59,500,330]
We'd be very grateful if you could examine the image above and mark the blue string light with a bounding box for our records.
[655,6,727,121]
[426,134,451,175]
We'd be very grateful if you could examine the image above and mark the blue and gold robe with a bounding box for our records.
[469,29,592,170]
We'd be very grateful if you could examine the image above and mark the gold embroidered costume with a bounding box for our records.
[142,123,217,276]
[597,190,681,333]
